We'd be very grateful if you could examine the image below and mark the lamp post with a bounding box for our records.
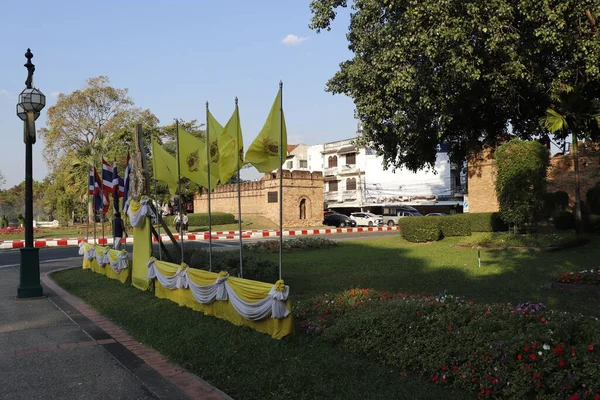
[16,48,45,298]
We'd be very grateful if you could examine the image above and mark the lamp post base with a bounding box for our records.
[17,247,43,298]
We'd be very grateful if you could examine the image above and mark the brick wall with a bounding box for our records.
[467,148,499,213]
[193,170,324,227]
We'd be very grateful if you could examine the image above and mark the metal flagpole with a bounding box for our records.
[206,102,213,271]
[154,178,162,261]
[100,157,105,243]
[93,161,97,245]
[86,164,90,243]
[175,119,184,262]
[278,81,283,280]
[236,98,243,277]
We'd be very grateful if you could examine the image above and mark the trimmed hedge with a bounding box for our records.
[163,212,235,227]
[398,217,441,242]
[553,211,575,231]
[437,214,471,237]
[466,212,509,232]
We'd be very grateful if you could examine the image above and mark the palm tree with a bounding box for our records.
[540,83,600,233]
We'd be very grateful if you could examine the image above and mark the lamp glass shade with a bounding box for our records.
[18,88,46,112]
[16,104,40,121]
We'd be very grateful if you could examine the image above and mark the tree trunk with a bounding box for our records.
[572,132,582,233]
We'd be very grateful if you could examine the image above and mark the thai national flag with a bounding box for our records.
[93,168,110,214]
[88,168,97,195]
[102,159,114,195]
[112,159,125,213]
[123,154,132,213]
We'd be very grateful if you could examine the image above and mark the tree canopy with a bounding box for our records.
[310,0,600,171]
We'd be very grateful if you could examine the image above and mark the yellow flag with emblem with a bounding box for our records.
[245,89,287,173]
[177,127,212,190]
[201,110,223,187]
[151,139,178,195]
[217,104,244,184]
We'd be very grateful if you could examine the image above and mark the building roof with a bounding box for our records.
[287,144,298,154]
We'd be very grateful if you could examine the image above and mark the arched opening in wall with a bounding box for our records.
[328,155,338,168]
[299,198,306,220]
[346,177,357,191]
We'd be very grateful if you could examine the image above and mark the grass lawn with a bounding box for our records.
[51,232,600,399]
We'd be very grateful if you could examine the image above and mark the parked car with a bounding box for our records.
[381,205,423,226]
[425,213,448,217]
[350,212,383,227]
[323,210,337,217]
[323,213,357,228]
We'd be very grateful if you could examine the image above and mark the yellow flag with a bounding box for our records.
[245,89,287,173]
[218,104,244,184]
[202,110,223,186]
[151,139,178,194]
[177,127,212,190]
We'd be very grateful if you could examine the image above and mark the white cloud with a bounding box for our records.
[0,89,14,99]
[281,34,309,46]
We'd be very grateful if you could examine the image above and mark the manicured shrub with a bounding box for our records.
[163,212,235,227]
[398,217,441,242]
[244,237,338,253]
[586,182,600,215]
[553,211,575,230]
[437,214,471,237]
[467,212,508,232]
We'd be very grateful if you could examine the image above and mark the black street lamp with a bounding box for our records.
[16,48,45,298]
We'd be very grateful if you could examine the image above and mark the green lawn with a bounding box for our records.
[51,233,600,399]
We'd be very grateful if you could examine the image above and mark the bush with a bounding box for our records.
[163,212,235,227]
[437,214,471,237]
[553,211,575,230]
[398,217,441,242]
[296,289,600,400]
[467,212,508,232]
[554,191,570,211]
[244,237,338,253]
[0,215,7,229]
[586,183,600,215]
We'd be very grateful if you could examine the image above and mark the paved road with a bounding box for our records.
[0,230,397,270]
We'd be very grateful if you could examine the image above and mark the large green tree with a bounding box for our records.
[309,0,600,171]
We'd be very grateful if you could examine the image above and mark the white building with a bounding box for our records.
[305,138,465,212]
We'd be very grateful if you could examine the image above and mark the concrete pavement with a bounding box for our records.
[0,260,232,400]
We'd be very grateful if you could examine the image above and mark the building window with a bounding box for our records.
[286,161,293,169]
[267,191,278,203]
[328,155,338,168]
[329,181,338,192]
[345,153,356,165]
[299,199,306,219]
[299,160,308,168]
[346,178,356,191]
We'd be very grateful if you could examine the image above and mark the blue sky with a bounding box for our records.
[0,0,356,187]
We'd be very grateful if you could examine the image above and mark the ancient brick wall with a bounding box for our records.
[467,148,500,213]
[193,170,324,227]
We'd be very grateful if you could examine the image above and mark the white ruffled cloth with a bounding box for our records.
[78,242,96,261]
[127,197,154,228]
[146,258,290,320]
[108,250,129,274]
[95,246,110,266]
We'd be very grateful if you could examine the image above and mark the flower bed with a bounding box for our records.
[557,269,600,286]
[0,226,44,236]
[295,289,600,399]
[244,237,337,253]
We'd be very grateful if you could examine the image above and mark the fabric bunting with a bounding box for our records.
[218,104,244,184]
[146,258,291,320]
[95,245,110,267]
[151,139,179,195]
[245,89,287,173]
[127,197,154,228]
[78,242,96,261]
[108,249,128,274]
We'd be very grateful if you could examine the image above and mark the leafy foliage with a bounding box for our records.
[553,211,576,231]
[437,215,472,237]
[309,0,600,170]
[398,217,441,242]
[244,237,338,253]
[586,182,600,214]
[494,140,549,228]
[467,212,508,232]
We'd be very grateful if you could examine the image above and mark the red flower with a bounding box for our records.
[554,347,565,356]
[588,345,595,351]
[559,360,566,367]
[533,373,540,379]
[524,346,530,352]
[485,388,492,396]
[517,354,523,360]
[447,326,453,331]
[593,395,600,400]
[431,375,439,382]
[529,354,537,360]
[441,366,448,371]
[570,348,576,356]
[569,394,580,400]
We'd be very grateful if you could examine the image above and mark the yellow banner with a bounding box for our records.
[132,219,152,290]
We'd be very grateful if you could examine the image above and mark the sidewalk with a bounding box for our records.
[0,263,232,400]
[0,226,399,249]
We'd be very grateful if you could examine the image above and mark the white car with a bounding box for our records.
[350,212,383,227]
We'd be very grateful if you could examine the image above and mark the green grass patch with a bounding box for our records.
[52,268,466,400]
[457,231,589,249]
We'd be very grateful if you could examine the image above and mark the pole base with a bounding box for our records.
[17,247,43,299]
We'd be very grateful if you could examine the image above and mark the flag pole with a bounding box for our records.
[101,157,105,243]
[235,97,244,277]
[175,119,184,263]
[93,161,97,245]
[206,102,213,272]
[278,81,283,281]
[86,164,90,243]
[154,178,162,261]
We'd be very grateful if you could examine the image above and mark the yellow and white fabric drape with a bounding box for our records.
[108,249,128,274]
[79,242,131,284]
[79,242,96,262]
[95,245,110,267]
[146,258,293,339]
[127,197,154,228]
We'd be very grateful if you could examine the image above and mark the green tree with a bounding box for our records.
[494,139,550,230]
[309,0,600,171]
[540,83,600,232]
